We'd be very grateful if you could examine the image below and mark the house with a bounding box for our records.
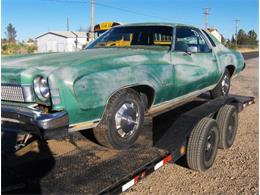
[36,31,88,53]
[207,28,222,42]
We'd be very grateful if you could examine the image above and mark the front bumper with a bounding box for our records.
[1,105,69,139]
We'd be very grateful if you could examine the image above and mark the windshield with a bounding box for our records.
[87,26,173,50]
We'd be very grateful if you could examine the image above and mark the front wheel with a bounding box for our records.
[93,89,144,149]
[211,69,231,98]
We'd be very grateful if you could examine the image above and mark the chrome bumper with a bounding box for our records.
[1,105,69,139]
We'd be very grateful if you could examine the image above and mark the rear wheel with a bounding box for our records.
[211,69,230,98]
[187,117,219,171]
[93,89,144,149]
[216,105,238,149]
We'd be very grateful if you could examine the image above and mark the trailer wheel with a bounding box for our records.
[93,89,144,149]
[216,105,238,149]
[187,118,219,171]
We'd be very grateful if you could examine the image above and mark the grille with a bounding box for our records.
[1,85,25,102]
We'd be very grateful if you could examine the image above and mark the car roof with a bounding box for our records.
[115,22,198,29]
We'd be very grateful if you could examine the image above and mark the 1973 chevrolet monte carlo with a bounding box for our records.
[2,23,245,149]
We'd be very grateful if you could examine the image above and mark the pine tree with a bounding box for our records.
[5,23,17,43]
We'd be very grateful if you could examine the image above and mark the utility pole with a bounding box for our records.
[203,8,210,29]
[233,19,240,46]
[90,0,94,41]
[67,17,70,31]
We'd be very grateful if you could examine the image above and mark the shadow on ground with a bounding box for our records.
[2,93,212,194]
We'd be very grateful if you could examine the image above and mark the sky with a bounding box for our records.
[1,0,259,41]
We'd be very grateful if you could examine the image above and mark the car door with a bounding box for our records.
[170,26,219,98]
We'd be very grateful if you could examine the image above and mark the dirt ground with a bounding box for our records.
[124,57,259,195]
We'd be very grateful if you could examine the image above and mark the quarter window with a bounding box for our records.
[174,27,211,53]
[202,30,217,47]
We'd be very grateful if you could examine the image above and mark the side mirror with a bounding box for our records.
[187,46,198,54]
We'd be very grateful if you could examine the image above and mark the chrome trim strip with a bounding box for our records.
[69,84,218,131]
[146,84,216,116]
[69,120,100,132]
[1,117,21,124]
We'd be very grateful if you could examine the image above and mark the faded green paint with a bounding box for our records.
[1,23,245,126]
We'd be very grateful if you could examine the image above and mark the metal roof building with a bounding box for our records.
[36,31,88,53]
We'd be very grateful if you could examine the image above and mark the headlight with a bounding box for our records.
[33,76,50,101]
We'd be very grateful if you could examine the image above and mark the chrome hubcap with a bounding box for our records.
[115,102,139,138]
[221,75,230,95]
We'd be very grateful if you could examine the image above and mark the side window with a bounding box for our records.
[196,30,211,52]
[175,27,211,53]
[202,30,217,47]
[153,32,172,46]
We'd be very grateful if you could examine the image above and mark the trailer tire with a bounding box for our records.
[93,89,144,149]
[216,105,238,149]
[187,117,219,171]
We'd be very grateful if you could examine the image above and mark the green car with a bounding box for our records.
[2,23,245,149]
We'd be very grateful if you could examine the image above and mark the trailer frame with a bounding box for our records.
[2,94,255,194]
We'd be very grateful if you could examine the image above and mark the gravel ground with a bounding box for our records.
[124,57,259,195]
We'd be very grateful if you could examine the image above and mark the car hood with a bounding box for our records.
[2,48,170,85]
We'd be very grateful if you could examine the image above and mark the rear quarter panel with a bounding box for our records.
[213,43,245,76]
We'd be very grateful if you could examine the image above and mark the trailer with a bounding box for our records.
[2,94,254,194]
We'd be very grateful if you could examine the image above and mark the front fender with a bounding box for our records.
[74,67,156,110]
[73,64,172,110]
